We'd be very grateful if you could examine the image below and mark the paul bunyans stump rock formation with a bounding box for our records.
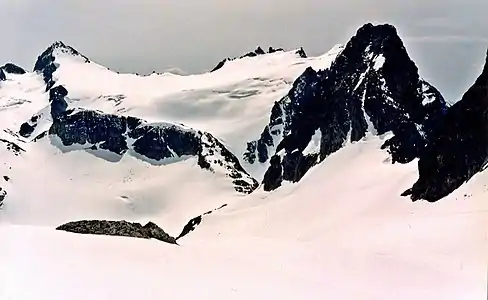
[57,220,178,244]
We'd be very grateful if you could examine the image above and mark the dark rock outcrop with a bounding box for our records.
[2,63,26,75]
[296,47,307,58]
[0,69,5,81]
[403,50,488,202]
[50,85,69,118]
[245,23,447,190]
[34,41,89,91]
[19,114,43,139]
[177,216,202,240]
[262,155,283,191]
[19,122,36,138]
[269,46,284,53]
[56,220,177,244]
[210,59,228,72]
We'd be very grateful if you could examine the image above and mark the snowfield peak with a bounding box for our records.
[210,46,296,72]
[33,41,90,90]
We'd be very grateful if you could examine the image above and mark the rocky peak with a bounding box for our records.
[403,50,488,201]
[34,41,89,91]
[244,23,447,191]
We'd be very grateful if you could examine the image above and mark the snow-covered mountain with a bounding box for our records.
[0,23,487,300]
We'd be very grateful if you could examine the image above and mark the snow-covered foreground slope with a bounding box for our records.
[1,137,487,300]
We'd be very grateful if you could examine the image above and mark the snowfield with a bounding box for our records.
[0,40,487,300]
[1,137,487,300]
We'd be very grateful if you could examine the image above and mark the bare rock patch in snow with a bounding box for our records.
[56,220,178,244]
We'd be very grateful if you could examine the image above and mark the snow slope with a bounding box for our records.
[0,29,487,300]
[1,136,487,300]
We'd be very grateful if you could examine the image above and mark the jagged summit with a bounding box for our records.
[244,23,447,191]
[33,41,90,91]
[210,46,290,72]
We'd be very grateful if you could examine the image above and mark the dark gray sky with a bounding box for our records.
[0,0,486,101]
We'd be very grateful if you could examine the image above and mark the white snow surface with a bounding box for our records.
[373,54,386,71]
[0,44,487,299]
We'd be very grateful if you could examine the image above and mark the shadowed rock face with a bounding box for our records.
[245,23,447,191]
[56,220,177,244]
[0,69,5,81]
[403,50,488,202]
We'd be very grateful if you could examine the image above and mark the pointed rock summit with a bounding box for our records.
[34,41,89,91]
[244,23,447,191]
[404,49,488,201]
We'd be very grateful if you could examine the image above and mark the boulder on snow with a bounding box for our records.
[56,220,178,244]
